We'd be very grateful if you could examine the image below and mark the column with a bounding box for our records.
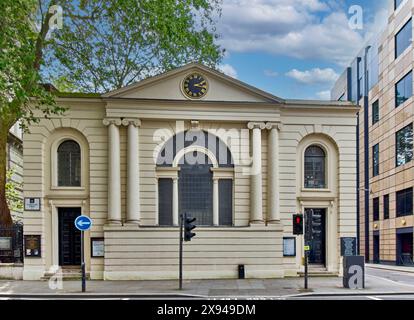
[247,122,265,224]
[103,118,122,224]
[123,119,142,224]
[172,177,179,226]
[213,178,219,226]
[266,122,281,223]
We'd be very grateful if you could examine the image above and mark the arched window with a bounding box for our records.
[57,140,81,187]
[157,131,234,227]
[304,145,326,189]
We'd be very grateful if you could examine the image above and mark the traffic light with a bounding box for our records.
[293,214,304,235]
[184,213,197,242]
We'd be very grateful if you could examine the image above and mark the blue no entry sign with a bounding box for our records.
[74,215,92,231]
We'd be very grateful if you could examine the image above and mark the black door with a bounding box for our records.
[397,232,413,266]
[58,208,81,266]
[373,234,380,264]
[305,209,326,265]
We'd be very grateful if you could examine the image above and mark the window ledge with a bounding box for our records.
[301,188,331,193]
[50,187,86,192]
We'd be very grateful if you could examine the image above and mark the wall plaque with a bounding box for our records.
[283,237,296,257]
[24,198,41,211]
[24,235,41,257]
[0,237,12,250]
[341,237,357,256]
[91,238,104,257]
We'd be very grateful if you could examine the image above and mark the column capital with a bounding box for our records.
[247,122,266,130]
[103,118,122,126]
[265,122,283,131]
[122,118,142,127]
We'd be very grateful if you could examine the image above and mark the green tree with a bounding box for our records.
[0,0,223,226]
[5,169,23,220]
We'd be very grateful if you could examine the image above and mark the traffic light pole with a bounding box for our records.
[179,213,184,290]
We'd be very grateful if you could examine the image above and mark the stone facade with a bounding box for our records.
[22,63,358,280]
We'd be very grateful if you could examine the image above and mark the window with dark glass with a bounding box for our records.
[396,123,413,167]
[358,59,363,100]
[219,180,233,226]
[373,197,380,221]
[372,99,380,124]
[395,19,412,58]
[384,194,390,220]
[395,0,404,10]
[57,140,81,186]
[395,71,413,107]
[304,146,326,189]
[158,179,173,226]
[373,143,380,177]
[396,187,413,217]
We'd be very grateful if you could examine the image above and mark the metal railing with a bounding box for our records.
[0,223,23,264]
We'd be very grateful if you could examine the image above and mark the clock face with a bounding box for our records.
[182,73,208,99]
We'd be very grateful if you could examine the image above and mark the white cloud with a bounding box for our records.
[264,69,279,77]
[316,90,331,100]
[219,64,238,78]
[217,0,367,66]
[286,68,339,85]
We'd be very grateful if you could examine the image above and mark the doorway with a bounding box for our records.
[58,207,81,266]
[305,208,326,266]
[373,232,380,264]
[396,228,413,266]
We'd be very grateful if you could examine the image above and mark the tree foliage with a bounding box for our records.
[44,0,224,93]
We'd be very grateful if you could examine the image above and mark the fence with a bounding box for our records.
[0,224,23,263]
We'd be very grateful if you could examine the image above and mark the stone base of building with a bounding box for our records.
[0,263,23,280]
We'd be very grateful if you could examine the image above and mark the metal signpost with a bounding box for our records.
[74,215,92,293]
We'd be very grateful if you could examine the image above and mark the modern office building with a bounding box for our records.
[22,63,358,280]
[332,0,414,266]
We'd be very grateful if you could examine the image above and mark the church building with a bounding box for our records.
[22,63,359,280]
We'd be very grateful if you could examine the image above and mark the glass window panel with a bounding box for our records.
[372,100,380,124]
[384,195,390,220]
[396,71,413,107]
[57,140,81,187]
[158,179,173,226]
[304,146,326,189]
[373,197,380,221]
[395,19,412,58]
[373,144,380,177]
[219,180,233,226]
[396,123,413,167]
[396,188,413,217]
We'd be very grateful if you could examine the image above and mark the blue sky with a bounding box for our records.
[216,0,389,100]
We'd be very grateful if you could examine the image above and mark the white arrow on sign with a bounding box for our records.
[77,220,91,227]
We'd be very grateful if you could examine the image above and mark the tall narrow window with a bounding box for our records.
[384,194,390,220]
[304,146,326,189]
[396,188,413,217]
[158,179,173,226]
[373,143,380,177]
[57,140,81,186]
[395,19,412,58]
[373,197,380,221]
[396,123,413,167]
[396,71,413,107]
[372,99,380,125]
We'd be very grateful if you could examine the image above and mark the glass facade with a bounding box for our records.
[396,123,413,167]
[396,71,413,107]
[395,19,412,58]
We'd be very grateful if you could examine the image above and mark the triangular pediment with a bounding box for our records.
[103,63,283,103]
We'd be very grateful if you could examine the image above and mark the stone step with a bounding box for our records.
[41,270,90,281]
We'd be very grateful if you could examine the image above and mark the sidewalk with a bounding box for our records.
[1,274,414,298]
[366,263,414,274]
